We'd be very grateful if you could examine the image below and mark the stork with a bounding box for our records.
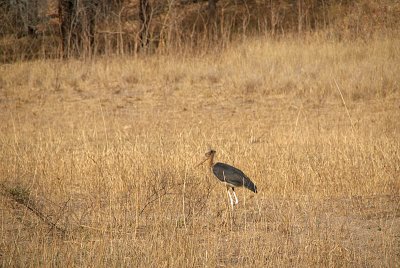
[197,149,257,208]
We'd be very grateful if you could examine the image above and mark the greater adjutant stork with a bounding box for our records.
[197,149,257,207]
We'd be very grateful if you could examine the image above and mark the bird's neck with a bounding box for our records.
[208,156,215,169]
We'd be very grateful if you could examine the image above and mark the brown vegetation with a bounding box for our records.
[0,35,399,266]
[1,0,400,61]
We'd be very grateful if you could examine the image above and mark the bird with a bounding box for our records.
[196,149,257,208]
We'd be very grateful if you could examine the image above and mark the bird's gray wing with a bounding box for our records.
[212,162,257,193]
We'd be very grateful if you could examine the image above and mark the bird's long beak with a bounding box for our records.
[195,157,208,168]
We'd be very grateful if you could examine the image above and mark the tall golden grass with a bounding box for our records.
[0,36,399,267]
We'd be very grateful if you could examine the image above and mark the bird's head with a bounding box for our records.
[195,149,216,167]
[205,149,216,158]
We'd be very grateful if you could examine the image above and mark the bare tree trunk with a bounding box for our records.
[297,0,303,33]
[83,1,98,57]
[58,0,98,58]
[13,0,40,37]
[208,0,217,41]
[270,0,278,36]
[139,0,151,50]
[208,0,216,18]
[59,0,75,58]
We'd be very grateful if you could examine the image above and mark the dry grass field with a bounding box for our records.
[1,36,400,267]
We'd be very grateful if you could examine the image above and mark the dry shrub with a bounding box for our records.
[1,0,400,61]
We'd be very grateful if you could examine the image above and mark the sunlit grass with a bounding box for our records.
[0,36,399,267]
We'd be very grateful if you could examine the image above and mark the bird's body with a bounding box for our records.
[212,162,257,193]
[197,149,257,207]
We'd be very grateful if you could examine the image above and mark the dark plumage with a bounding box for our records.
[197,149,258,207]
[212,162,258,193]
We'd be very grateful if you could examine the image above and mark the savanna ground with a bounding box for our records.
[0,36,400,267]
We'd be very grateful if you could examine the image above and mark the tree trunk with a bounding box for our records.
[139,0,151,50]
[297,0,304,33]
[84,1,98,57]
[59,0,75,58]
[58,0,98,58]
[208,0,217,41]
[208,0,216,18]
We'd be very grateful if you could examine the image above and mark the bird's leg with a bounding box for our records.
[227,188,234,208]
[232,188,239,205]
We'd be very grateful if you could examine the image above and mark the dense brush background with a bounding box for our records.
[1,0,400,267]
[1,0,400,60]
